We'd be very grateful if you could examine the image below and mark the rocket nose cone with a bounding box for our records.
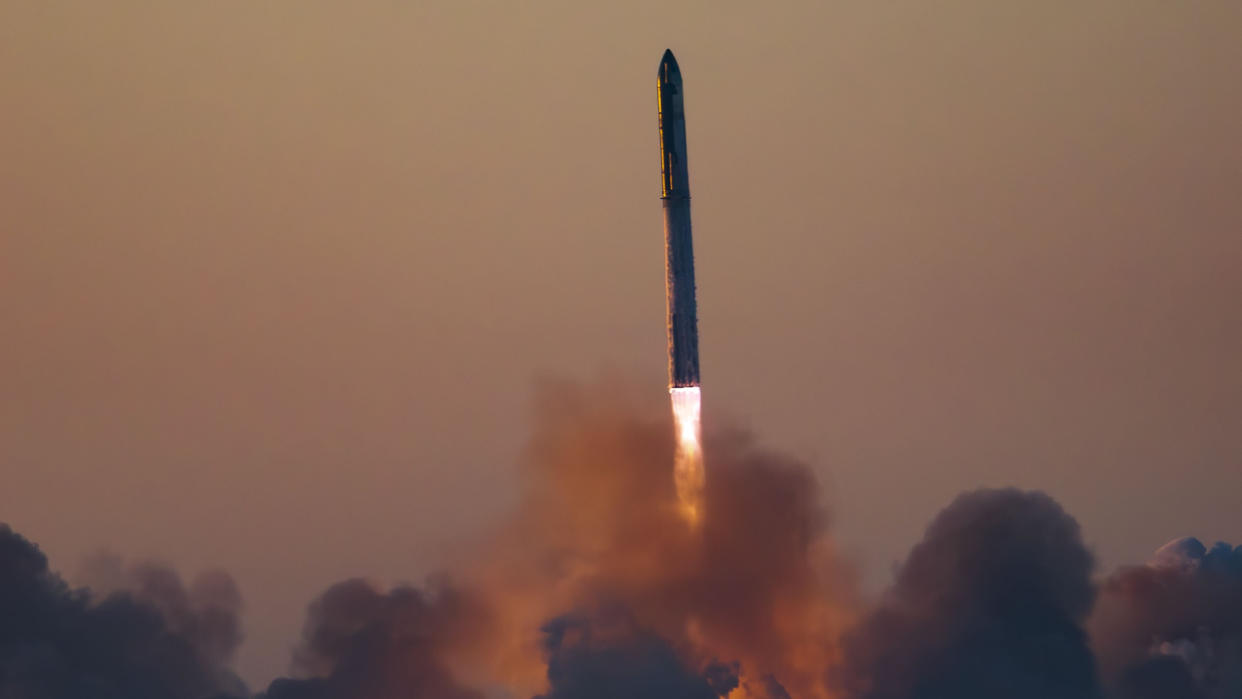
[659,49,681,83]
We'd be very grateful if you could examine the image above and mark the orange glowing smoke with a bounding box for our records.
[452,378,857,699]
[670,386,705,524]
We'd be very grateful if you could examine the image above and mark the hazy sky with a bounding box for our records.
[3,1,1240,688]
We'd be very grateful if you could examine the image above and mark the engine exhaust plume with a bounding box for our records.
[670,386,704,523]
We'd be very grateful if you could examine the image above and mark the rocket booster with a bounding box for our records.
[658,49,700,388]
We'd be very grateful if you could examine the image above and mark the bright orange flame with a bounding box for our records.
[670,386,704,524]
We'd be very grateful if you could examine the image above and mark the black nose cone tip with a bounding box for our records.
[660,49,681,83]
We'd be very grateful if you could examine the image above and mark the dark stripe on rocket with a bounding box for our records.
[658,49,701,389]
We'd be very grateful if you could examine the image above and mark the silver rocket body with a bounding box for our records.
[658,49,700,388]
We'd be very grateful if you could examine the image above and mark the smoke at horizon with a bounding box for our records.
[0,524,246,698]
[0,379,1237,699]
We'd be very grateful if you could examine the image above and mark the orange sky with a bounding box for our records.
[2,1,1240,688]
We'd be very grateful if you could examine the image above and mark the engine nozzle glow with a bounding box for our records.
[670,386,704,524]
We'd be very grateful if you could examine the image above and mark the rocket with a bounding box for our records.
[658,49,701,389]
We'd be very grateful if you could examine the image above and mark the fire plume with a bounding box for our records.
[670,386,704,524]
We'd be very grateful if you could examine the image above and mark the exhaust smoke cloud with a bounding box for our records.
[0,524,246,699]
[0,379,1236,699]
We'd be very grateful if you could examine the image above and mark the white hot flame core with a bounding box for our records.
[670,386,704,523]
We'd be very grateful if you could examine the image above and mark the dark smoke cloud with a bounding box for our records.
[836,488,1102,699]
[77,553,245,670]
[259,577,489,699]
[1091,537,1242,699]
[0,523,246,699]
[534,605,736,699]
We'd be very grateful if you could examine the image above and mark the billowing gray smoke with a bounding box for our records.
[0,523,246,699]
[834,489,1101,699]
[832,488,1241,699]
[259,577,489,699]
[534,606,737,699]
[77,552,245,672]
[1091,537,1242,699]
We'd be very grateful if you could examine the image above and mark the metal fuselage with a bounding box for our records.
[658,50,700,388]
